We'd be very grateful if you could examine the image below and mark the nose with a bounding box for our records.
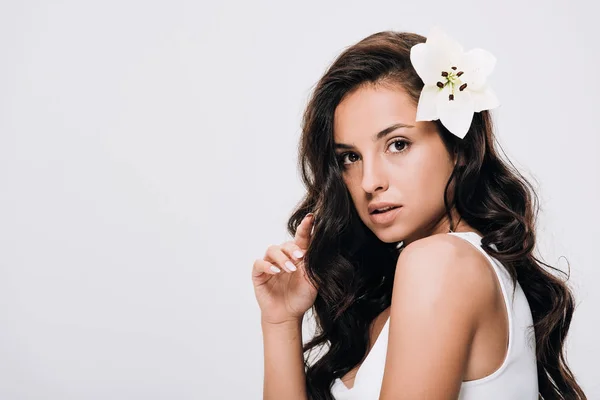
[361,154,389,194]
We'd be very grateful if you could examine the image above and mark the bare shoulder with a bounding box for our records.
[381,233,502,397]
[392,233,498,318]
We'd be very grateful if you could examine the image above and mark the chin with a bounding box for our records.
[370,224,406,244]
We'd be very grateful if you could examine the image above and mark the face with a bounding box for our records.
[333,83,458,246]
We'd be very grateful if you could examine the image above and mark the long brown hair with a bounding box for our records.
[287,31,586,399]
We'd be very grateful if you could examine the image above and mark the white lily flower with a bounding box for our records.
[409,27,500,139]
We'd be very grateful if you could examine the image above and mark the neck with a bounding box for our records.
[399,209,477,248]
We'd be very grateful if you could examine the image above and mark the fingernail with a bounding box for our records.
[293,250,304,259]
[305,212,314,219]
[285,261,297,271]
[270,265,281,273]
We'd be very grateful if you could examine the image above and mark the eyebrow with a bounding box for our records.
[334,122,415,150]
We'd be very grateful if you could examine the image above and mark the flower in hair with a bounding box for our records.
[409,27,500,138]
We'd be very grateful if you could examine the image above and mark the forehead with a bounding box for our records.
[333,84,416,140]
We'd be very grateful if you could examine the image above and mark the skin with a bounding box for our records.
[332,83,509,399]
[333,81,460,245]
[254,82,509,400]
[253,214,317,400]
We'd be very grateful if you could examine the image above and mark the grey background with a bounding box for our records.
[0,0,598,399]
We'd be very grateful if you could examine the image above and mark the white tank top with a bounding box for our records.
[330,231,538,399]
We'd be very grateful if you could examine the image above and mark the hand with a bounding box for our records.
[251,213,318,325]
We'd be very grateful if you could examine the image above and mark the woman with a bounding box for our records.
[251,28,586,399]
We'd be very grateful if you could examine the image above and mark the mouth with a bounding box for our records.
[370,206,401,215]
[368,206,402,225]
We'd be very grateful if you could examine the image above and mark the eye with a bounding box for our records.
[336,138,410,169]
[337,152,359,167]
[388,138,409,153]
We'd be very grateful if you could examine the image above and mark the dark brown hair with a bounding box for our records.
[287,31,586,399]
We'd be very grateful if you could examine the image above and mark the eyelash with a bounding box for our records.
[337,139,410,169]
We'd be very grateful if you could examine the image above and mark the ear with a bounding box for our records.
[452,147,465,169]
[452,147,459,167]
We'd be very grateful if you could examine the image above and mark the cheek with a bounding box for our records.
[342,175,359,199]
[343,176,371,218]
[400,155,453,202]
[343,173,361,193]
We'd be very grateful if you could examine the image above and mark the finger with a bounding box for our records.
[281,241,305,261]
[294,213,315,250]
[265,244,298,273]
[252,258,282,279]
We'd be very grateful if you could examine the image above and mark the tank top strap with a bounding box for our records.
[447,231,516,295]
[447,231,516,365]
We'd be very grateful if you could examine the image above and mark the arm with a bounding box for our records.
[262,318,308,400]
[379,234,491,399]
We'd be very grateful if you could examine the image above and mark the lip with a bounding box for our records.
[368,206,402,225]
[368,202,402,215]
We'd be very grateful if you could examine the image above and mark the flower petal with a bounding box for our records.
[436,85,475,139]
[415,85,440,121]
[410,43,447,86]
[427,27,464,68]
[460,48,496,91]
[410,27,463,86]
[470,84,500,112]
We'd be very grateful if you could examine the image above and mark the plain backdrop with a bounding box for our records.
[0,0,598,399]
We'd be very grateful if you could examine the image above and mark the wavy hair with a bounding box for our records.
[286,31,586,400]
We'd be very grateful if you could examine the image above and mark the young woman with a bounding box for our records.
[251,28,587,400]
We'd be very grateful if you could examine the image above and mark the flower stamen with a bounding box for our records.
[438,67,464,99]
[409,27,499,138]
